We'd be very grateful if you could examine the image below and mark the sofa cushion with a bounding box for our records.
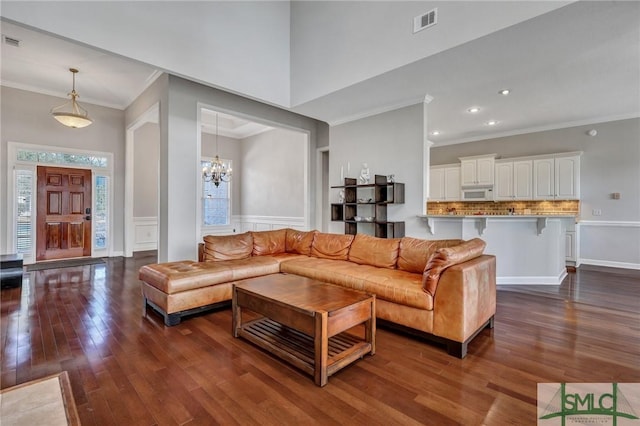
[362,269,433,310]
[310,232,354,260]
[281,257,432,310]
[285,229,316,255]
[348,233,400,269]
[397,237,463,273]
[422,238,486,296]
[251,229,287,256]
[203,233,253,262]
[281,257,366,289]
[140,261,233,294]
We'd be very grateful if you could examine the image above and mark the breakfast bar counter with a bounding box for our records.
[418,214,578,285]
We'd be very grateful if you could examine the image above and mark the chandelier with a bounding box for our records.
[51,68,93,129]
[202,112,232,187]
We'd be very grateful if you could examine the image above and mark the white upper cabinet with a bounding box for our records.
[495,160,533,200]
[429,164,460,201]
[533,154,581,200]
[429,167,445,201]
[513,160,534,199]
[494,162,513,200]
[459,155,496,186]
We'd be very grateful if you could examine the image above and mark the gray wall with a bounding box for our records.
[1,86,126,254]
[133,122,159,218]
[329,103,425,237]
[289,1,567,105]
[241,128,306,217]
[201,133,242,216]
[431,118,640,267]
[3,2,291,106]
[153,75,321,262]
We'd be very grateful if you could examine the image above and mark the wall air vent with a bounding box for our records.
[3,36,20,47]
[413,8,438,34]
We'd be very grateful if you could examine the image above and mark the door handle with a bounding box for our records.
[85,215,91,221]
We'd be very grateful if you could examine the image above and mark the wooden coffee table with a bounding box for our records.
[232,274,375,386]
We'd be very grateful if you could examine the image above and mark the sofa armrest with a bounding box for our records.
[198,243,205,262]
[432,255,496,343]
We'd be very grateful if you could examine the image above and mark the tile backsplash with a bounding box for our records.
[426,200,580,216]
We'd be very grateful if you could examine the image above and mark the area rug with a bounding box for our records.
[26,257,105,272]
[0,371,80,425]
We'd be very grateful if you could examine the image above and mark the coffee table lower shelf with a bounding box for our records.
[238,317,372,380]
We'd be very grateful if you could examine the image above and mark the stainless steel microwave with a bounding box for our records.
[461,186,493,201]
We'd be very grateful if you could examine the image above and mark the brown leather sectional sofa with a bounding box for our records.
[139,229,496,357]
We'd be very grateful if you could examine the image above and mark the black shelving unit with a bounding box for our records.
[331,175,405,238]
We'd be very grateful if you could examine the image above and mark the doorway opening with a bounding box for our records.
[6,142,113,264]
[36,166,93,261]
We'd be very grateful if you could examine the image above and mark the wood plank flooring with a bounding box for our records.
[2,253,639,425]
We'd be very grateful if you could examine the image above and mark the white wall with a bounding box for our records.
[431,118,640,269]
[329,103,425,237]
[2,1,291,107]
[241,128,306,218]
[151,76,320,262]
[289,1,568,106]
[133,123,159,218]
[0,86,125,255]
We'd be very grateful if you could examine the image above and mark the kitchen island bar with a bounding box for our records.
[419,215,577,285]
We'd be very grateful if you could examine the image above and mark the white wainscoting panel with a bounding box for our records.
[133,216,158,252]
[201,215,307,239]
[578,221,640,270]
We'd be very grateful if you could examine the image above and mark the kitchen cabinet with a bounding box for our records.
[533,154,580,200]
[494,160,533,200]
[429,164,460,201]
[459,154,496,186]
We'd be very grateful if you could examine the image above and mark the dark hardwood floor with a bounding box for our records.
[2,253,639,425]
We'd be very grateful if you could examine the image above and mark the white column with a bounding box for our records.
[422,94,434,215]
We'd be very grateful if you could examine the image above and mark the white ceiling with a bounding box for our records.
[0,21,160,109]
[290,1,640,144]
[201,109,273,139]
[1,1,638,146]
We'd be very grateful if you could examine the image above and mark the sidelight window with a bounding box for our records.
[15,170,34,255]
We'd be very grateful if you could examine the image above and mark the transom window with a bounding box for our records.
[17,148,109,168]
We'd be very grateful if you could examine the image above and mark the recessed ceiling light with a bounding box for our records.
[498,89,511,96]
[430,130,441,136]
[467,107,480,113]
[485,120,499,126]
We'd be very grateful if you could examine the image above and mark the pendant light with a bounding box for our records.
[51,68,93,128]
[202,112,232,187]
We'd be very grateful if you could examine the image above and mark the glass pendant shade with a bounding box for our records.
[51,68,93,129]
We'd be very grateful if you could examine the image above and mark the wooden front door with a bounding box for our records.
[36,166,92,261]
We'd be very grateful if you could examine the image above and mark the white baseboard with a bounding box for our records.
[579,258,640,270]
[497,269,567,286]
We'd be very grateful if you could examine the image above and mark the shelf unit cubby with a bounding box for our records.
[331,175,405,238]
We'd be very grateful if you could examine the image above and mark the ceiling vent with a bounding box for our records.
[3,35,20,47]
[413,8,438,34]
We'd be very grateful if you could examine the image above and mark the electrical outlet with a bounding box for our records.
[592,209,602,216]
